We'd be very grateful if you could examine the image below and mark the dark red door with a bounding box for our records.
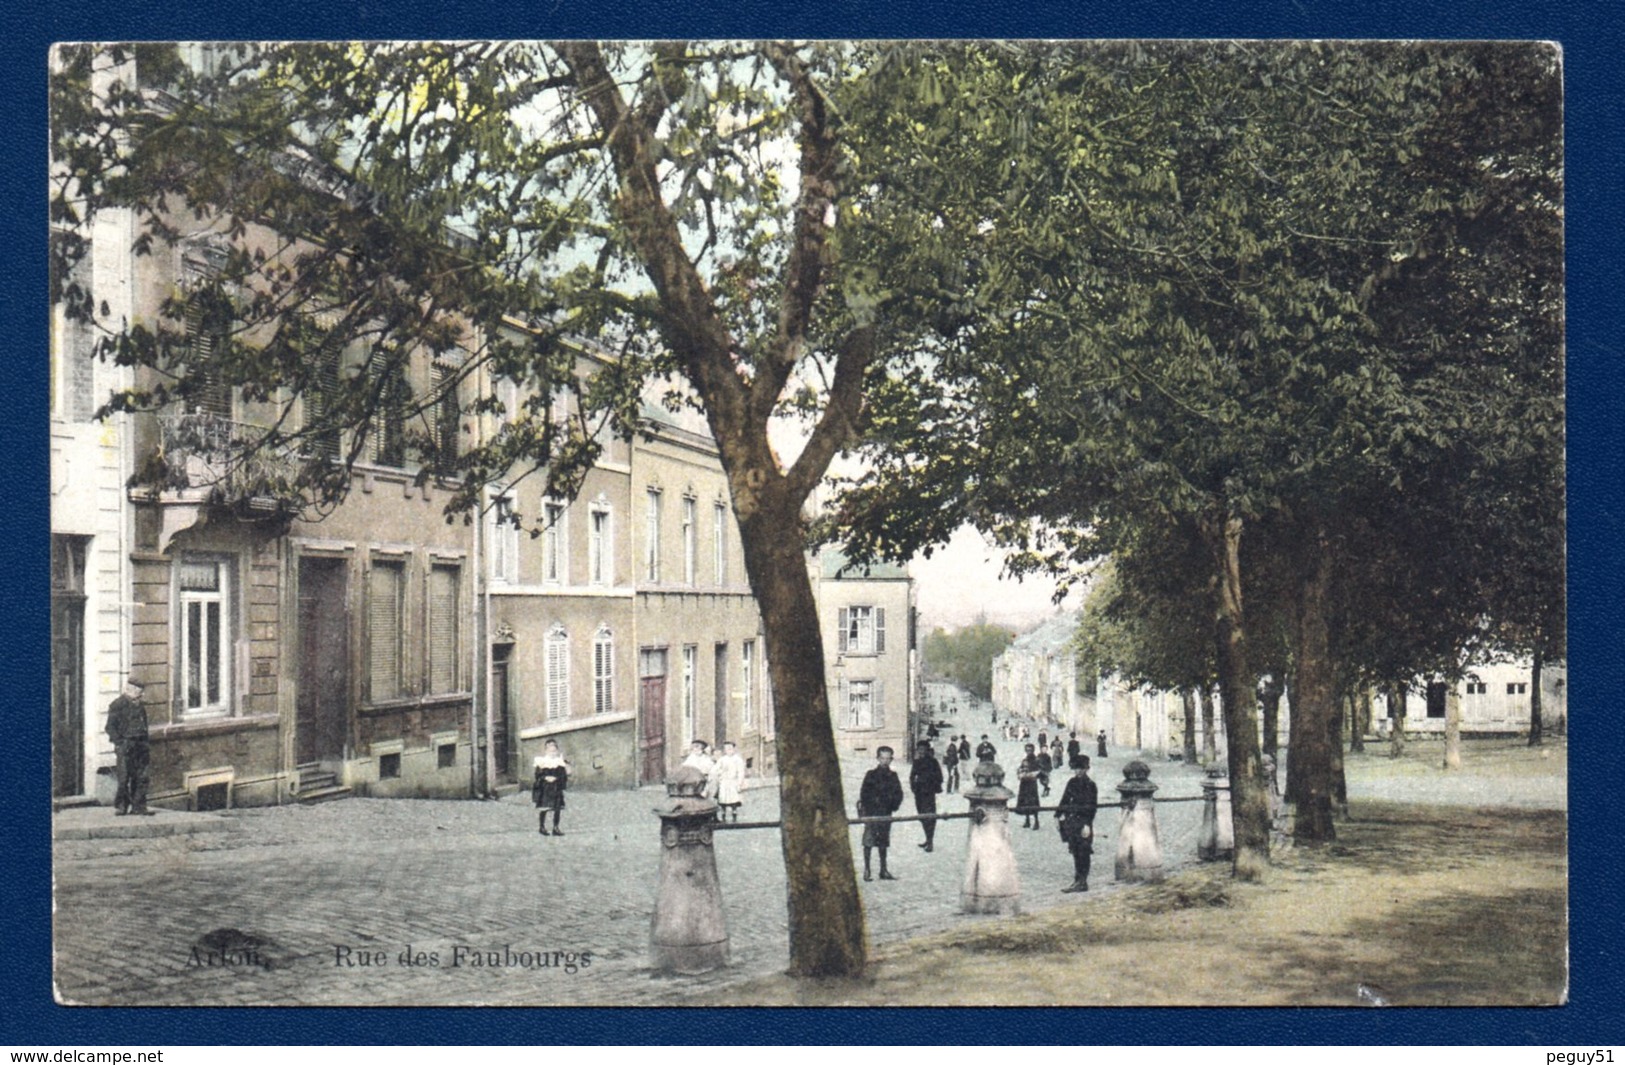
[639,648,668,785]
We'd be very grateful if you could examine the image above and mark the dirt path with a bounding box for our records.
[708,801,1566,1006]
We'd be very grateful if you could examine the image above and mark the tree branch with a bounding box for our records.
[753,41,842,426]
[787,325,875,502]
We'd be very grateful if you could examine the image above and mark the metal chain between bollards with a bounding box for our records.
[706,795,1207,832]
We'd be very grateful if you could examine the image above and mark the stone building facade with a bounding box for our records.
[811,551,918,758]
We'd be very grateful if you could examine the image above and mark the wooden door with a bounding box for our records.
[296,557,349,765]
[51,536,87,798]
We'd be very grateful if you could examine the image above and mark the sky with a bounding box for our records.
[908,524,1080,633]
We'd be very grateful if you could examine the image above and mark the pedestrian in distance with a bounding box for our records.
[943,736,961,793]
[1016,743,1043,829]
[1097,729,1109,758]
[975,734,997,763]
[1051,737,1066,780]
[1056,754,1100,891]
[1067,731,1081,763]
[909,740,945,853]
[1038,728,1049,751]
[1036,744,1053,797]
[857,746,905,881]
[958,735,972,765]
[532,739,571,836]
[106,678,153,816]
[709,741,746,823]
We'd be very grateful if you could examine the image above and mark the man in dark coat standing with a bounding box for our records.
[1067,731,1082,763]
[857,746,905,881]
[106,679,153,816]
[975,734,997,762]
[957,735,972,765]
[909,740,945,852]
[1056,754,1100,891]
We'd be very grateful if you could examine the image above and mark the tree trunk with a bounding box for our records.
[1329,693,1347,814]
[1289,540,1336,845]
[1198,686,1218,765]
[1201,510,1271,881]
[1528,648,1544,746]
[1443,683,1463,770]
[1349,688,1367,753]
[1180,688,1199,765]
[1259,674,1283,765]
[737,494,868,977]
[1388,685,1408,758]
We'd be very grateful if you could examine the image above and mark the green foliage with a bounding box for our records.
[922,618,1015,700]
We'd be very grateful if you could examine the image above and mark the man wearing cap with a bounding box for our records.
[106,679,153,816]
[1056,754,1099,892]
[909,740,944,853]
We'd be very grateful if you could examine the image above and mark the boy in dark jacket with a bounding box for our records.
[1056,754,1100,891]
[858,747,905,881]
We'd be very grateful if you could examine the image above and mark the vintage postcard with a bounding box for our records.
[47,39,1566,1010]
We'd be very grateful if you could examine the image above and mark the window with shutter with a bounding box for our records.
[645,490,662,583]
[369,361,409,467]
[876,608,887,654]
[837,608,849,654]
[430,363,459,463]
[682,645,697,742]
[594,626,614,714]
[741,640,755,730]
[682,497,697,585]
[305,332,343,460]
[184,287,233,419]
[714,503,728,584]
[368,559,405,702]
[546,625,570,721]
[874,679,886,728]
[428,564,459,693]
[543,501,567,584]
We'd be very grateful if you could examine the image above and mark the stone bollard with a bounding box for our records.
[650,765,729,974]
[1114,759,1164,882]
[1197,765,1234,862]
[960,757,1021,915]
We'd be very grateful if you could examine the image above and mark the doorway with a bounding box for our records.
[296,556,349,765]
[639,648,668,785]
[491,643,514,781]
[51,536,87,797]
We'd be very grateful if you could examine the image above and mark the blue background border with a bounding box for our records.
[5,1,1619,1047]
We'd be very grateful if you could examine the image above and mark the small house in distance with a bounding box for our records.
[811,550,918,759]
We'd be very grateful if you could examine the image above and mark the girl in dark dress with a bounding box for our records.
[532,739,570,836]
[1016,744,1043,829]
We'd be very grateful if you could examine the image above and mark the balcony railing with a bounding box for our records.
[155,412,302,512]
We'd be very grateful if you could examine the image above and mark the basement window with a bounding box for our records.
[438,743,457,769]
[379,752,402,779]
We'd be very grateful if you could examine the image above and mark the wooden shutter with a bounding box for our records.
[308,336,342,459]
[838,608,849,654]
[431,363,459,462]
[428,565,459,693]
[594,630,613,714]
[876,608,887,654]
[838,679,850,728]
[874,679,886,728]
[368,562,402,701]
[547,629,569,720]
[185,290,232,418]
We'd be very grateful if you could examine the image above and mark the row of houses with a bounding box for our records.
[50,206,918,810]
[989,612,1567,762]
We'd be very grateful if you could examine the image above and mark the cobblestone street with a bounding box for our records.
[53,748,1216,1006]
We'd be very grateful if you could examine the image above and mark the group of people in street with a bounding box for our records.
[861,734,1100,893]
[680,739,748,821]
